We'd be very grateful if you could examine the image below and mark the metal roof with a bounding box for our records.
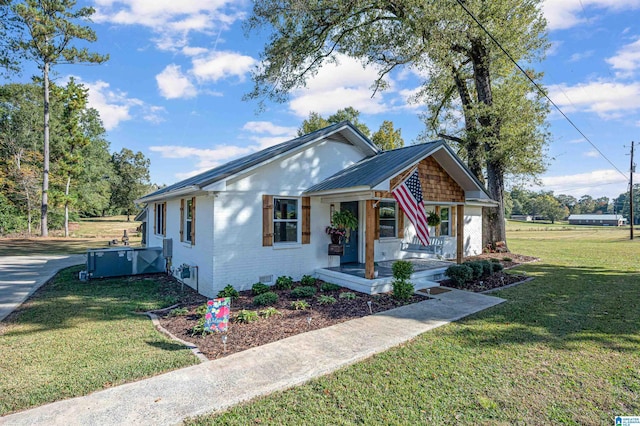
[568,214,624,221]
[137,121,376,202]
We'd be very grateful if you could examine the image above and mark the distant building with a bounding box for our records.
[567,214,627,226]
[510,214,532,222]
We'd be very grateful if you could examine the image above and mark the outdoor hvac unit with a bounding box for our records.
[163,238,173,258]
[86,246,165,279]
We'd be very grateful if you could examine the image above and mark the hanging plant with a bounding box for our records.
[330,210,358,242]
[427,210,441,227]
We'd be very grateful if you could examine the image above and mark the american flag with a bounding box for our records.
[392,169,430,246]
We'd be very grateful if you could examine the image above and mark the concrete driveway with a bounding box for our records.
[0,254,86,322]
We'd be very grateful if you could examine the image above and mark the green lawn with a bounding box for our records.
[0,216,141,256]
[189,226,640,425]
[0,267,199,415]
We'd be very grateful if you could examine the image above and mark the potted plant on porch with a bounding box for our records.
[329,210,358,243]
[427,210,441,227]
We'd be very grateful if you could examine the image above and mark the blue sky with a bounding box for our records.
[22,0,640,201]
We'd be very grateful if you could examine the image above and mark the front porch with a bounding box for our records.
[316,257,454,295]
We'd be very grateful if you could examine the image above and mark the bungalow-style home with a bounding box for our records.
[136,121,496,297]
[568,214,627,226]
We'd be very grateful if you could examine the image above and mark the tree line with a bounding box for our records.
[0,80,151,235]
[506,187,640,224]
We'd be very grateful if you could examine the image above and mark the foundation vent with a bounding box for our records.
[259,275,273,284]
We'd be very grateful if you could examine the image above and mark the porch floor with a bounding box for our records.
[326,257,453,279]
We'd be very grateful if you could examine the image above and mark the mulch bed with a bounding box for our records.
[157,284,427,360]
[155,253,538,360]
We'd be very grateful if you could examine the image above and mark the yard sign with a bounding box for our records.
[204,298,230,332]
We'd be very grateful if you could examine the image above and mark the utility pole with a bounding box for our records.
[630,141,635,240]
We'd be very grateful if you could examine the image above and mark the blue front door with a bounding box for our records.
[340,201,359,264]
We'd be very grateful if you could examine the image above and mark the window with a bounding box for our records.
[185,199,193,242]
[273,198,298,243]
[155,202,166,236]
[440,207,450,236]
[379,201,397,238]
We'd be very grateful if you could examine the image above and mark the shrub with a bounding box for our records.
[339,292,356,300]
[290,300,309,310]
[235,309,259,323]
[480,260,493,277]
[217,284,239,301]
[195,303,208,317]
[190,317,209,336]
[317,295,337,305]
[291,285,317,299]
[168,307,188,317]
[463,261,483,280]
[446,265,473,287]
[320,282,341,292]
[392,260,414,281]
[253,291,279,306]
[260,307,282,318]
[392,279,414,301]
[300,275,317,286]
[490,258,500,263]
[502,256,513,262]
[275,275,294,290]
[252,282,270,296]
[492,262,504,273]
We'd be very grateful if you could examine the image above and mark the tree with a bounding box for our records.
[246,0,549,248]
[1,0,23,78]
[13,0,108,236]
[0,83,42,233]
[110,148,150,221]
[297,107,371,137]
[372,120,404,151]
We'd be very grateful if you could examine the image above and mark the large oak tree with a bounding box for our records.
[246,0,549,246]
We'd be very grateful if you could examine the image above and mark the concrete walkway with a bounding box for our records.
[1,288,505,425]
[0,254,86,322]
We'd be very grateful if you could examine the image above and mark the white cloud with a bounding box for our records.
[543,0,640,31]
[156,64,197,99]
[547,80,640,117]
[568,50,594,62]
[606,38,640,78]
[583,149,600,158]
[242,121,297,149]
[537,169,629,198]
[149,144,253,179]
[288,54,390,117]
[191,51,256,83]
[93,0,245,51]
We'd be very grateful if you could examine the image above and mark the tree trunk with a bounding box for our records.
[470,38,507,248]
[64,175,71,237]
[41,61,50,237]
[452,66,484,183]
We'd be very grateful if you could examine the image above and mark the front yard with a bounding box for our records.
[188,227,640,425]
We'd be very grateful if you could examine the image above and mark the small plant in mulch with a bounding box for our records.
[339,291,356,300]
[320,282,341,292]
[392,260,415,301]
[290,300,310,310]
[190,317,210,336]
[260,307,282,319]
[463,261,483,280]
[274,276,294,290]
[291,286,317,299]
[317,295,337,305]
[300,275,317,286]
[235,309,259,323]
[252,282,271,295]
[253,291,279,306]
[168,307,189,317]
[217,284,239,301]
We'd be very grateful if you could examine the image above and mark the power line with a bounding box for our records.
[453,0,629,181]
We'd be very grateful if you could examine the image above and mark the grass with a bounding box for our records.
[188,226,640,425]
[0,266,199,415]
[0,216,141,256]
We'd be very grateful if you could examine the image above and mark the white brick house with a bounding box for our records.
[136,122,495,297]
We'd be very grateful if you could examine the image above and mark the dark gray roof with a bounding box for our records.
[139,121,376,201]
[304,141,444,193]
